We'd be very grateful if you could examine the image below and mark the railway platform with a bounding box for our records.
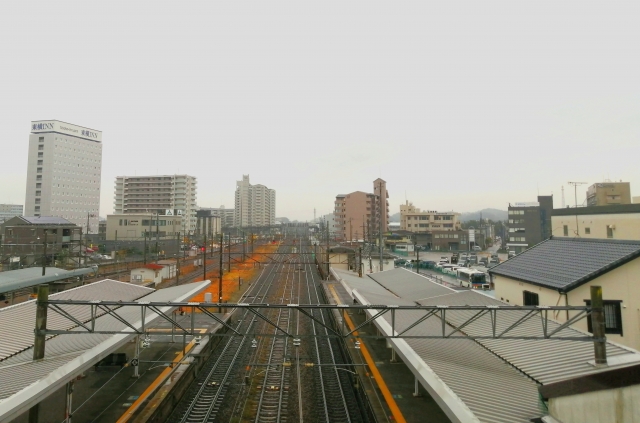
[9,311,222,423]
[323,276,452,423]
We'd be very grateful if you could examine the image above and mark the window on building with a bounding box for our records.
[35,191,41,196]
[585,227,591,234]
[37,160,43,165]
[38,145,44,151]
[37,167,42,173]
[563,225,568,236]
[607,226,614,238]
[36,175,42,181]
[38,152,43,158]
[36,183,41,188]
[585,300,623,335]
[523,291,539,306]
[39,137,44,143]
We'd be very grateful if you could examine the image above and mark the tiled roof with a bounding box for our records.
[489,237,640,292]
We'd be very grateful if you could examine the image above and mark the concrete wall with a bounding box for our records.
[493,256,640,350]
[549,384,640,423]
[131,268,162,285]
[552,213,640,240]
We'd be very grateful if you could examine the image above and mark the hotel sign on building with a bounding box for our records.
[30,120,102,142]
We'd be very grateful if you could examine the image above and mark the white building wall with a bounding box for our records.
[113,175,197,234]
[549,384,640,423]
[25,121,102,233]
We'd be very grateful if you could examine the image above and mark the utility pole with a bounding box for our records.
[41,229,48,276]
[358,247,363,277]
[227,231,231,273]
[176,232,180,285]
[415,242,420,274]
[203,230,207,281]
[155,213,159,263]
[219,233,223,313]
[568,181,587,236]
[379,180,384,272]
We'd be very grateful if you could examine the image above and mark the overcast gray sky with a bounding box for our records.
[1,1,639,221]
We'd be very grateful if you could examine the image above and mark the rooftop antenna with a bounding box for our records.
[561,186,565,208]
[568,182,587,237]
[568,182,587,208]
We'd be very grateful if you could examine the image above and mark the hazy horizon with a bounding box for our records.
[2,1,639,221]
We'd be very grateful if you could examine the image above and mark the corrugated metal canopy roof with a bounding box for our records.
[334,267,640,423]
[0,266,97,294]
[489,238,640,291]
[0,280,210,422]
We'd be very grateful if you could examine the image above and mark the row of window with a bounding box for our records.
[562,225,609,237]
[509,237,526,242]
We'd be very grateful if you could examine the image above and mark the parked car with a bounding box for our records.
[479,257,488,266]
[102,255,112,260]
[473,245,482,251]
[439,256,449,264]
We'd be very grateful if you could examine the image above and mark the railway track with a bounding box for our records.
[168,253,283,423]
[167,229,371,422]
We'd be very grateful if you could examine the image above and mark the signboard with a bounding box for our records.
[30,120,102,142]
[512,202,539,208]
[468,229,475,243]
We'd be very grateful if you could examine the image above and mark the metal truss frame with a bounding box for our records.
[42,300,599,342]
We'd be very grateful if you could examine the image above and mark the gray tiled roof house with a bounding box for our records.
[488,237,640,292]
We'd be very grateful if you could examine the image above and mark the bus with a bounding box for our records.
[456,268,487,288]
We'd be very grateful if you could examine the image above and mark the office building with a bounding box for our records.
[0,204,23,223]
[114,175,197,235]
[506,195,553,254]
[105,213,184,241]
[234,175,276,227]
[586,182,631,207]
[24,120,102,232]
[399,201,461,233]
[333,179,389,242]
[200,205,234,228]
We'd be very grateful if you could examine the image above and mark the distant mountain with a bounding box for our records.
[460,208,507,222]
[389,212,401,222]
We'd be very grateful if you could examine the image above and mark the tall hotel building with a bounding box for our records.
[234,175,276,227]
[114,175,198,234]
[24,120,102,232]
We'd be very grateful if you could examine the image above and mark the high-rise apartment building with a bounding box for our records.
[114,175,197,234]
[0,204,23,223]
[333,179,389,241]
[234,175,276,227]
[25,120,102,233]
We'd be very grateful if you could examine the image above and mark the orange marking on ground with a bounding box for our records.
[331,285,407,423]
[116,329,206,423]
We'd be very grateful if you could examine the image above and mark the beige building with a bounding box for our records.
[234,175,276,227]
[106,213,184,241]
[490,237,640,351]
[399,201,461,233]
[551,203,640,240]
[586,181,631,207]
[114,175,197,234]
[333,179,389,242]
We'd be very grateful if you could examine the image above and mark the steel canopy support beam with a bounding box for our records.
[294,307,344,338]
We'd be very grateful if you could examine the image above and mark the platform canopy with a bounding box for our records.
[0,278,210,422]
